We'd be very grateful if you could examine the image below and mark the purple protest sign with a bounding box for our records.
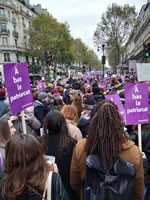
[87,80,91,85]
[121,75,125,82]
[37,80,44,92]
[125,83,149,125]
[105,94,126,123]
[4,62,33,115]
[98,82,107,91]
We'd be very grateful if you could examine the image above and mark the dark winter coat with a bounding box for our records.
[0,97,6,117]
[78,115,91,138]
[63,90,71,105]
[44,133,77,200]
[34,100,49,126]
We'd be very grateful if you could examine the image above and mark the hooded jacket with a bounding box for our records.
[70,138,144,200]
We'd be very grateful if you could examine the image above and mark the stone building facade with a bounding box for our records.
[125,1,150,64]
[0,0,48,67]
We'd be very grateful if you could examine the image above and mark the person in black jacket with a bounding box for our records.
[34,92,49,136]
[0,134,69,200]
[92,87,104,103]
[42,109,78,200]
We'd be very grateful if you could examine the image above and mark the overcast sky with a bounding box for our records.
[29,0,147,57]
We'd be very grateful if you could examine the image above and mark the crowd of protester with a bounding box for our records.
[0,73,150,200]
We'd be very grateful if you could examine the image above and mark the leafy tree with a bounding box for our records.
[71,38,88,67]
[86,49,102,69]
[94,3,138,65]
[27,14,74,68]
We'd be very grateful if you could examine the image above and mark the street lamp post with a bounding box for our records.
[97,43,106,78]
[102,44,105,77]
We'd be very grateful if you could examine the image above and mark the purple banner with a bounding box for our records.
[4,62,33,115]
[125,83,149,125]
[105,94,126,123]
[37,80,44,92]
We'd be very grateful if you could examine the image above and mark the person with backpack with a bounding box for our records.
[70,100,144,200]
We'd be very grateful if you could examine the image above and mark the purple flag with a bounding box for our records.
[37,80,44,92]
[125,83,149,125]
[105,94,126,123]
[4,62,33,115]
[98,82,107,91]
[121,75,125,82]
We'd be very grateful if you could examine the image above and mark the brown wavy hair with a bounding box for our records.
[2,134,48,200]
[86,100,127,169]
[70,90,82,122]
[61,105,76,120]
[0,118,11,144]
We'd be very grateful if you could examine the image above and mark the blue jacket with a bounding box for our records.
[0,97,6,117]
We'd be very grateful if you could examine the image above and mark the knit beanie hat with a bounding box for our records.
[82,96,96,110]
[0,89,6,97]
[38,92,48,100]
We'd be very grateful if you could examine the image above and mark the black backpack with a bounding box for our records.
[83,154,136,200]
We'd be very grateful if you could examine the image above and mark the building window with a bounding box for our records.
[1,24,6,32]
[0,8,5,16]
[4,53,10,62]
[16,54,20,62]
[2,37,8,46]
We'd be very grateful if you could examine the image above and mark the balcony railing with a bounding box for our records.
[12,30,19,38]
[0,15,8,22]
[0,45,26,52]
[0,0,17,11]
[0,29,10,35]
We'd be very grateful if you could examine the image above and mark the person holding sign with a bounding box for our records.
[2,110,41,136]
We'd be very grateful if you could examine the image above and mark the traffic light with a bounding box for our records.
[101,55,106,64]
[144,43,150,57]
[45,50,53,65]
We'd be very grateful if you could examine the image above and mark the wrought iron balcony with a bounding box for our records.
[12,30,19,38]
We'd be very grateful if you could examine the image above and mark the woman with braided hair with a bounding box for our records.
[70,100,144,200]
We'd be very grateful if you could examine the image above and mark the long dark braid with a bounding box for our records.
[86,101,126,169]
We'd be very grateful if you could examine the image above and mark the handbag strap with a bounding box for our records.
[43,171,53,200]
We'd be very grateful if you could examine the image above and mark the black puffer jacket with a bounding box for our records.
[0,172,69,200]
[34,100,49,126]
